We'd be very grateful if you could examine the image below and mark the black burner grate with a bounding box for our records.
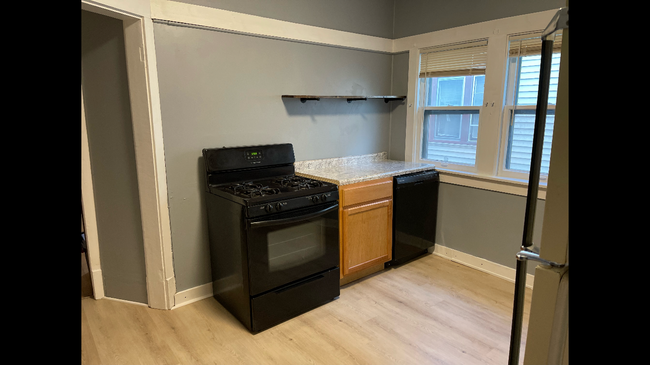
[224,182,281,197]
[274,176,323,190]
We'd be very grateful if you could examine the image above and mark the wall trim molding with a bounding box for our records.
[391,9,557,53]
[150,1,558,56]
[102,296,150,307]
[173,283,214,309]
[432,245,535,289]
[150,0,394,53]
[438,170,547,199]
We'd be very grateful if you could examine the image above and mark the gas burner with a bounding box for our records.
[224,182,281,198]
[226,182,263,193]
[274,176,323,190]
[237,187,281,198]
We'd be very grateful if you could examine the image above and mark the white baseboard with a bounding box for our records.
[90,268,105,300]
[432,245,535,289]
[170,247,533,310]
[103,296,149,307]
[173,282,214,309]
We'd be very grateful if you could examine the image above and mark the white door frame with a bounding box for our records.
[81,0,176,309]
[81,85,104,300]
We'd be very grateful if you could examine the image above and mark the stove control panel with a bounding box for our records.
[248,191,339,218]
[262,201,288,213]
[310,192,334,203]
[203,143,295,173]
[245,150,263,164]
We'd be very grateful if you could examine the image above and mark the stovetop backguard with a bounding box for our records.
[203,143,294,170]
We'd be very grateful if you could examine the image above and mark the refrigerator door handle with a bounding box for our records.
[516,248,566,268]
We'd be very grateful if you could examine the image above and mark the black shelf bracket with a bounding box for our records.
[384,97,405,103]
[300,97,320,103]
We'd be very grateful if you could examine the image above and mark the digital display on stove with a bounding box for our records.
[246,150,263,161]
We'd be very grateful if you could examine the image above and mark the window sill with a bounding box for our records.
[434,167,547,199]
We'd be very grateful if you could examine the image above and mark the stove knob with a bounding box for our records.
[275,202,283,211]
[320,194,327,201]
[311,196,319,203]
[264,204,274,213]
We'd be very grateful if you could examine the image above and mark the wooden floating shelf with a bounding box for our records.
[282,95,406,103]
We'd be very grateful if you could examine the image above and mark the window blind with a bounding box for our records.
[508,31,563,57]
[419,39,488,78]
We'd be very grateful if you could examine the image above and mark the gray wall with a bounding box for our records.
[436,184,545,276]
[153,23,394,292]
[81,10,148,304]
[176,0,564,39]
[392,0,565,39]
[177,0,396,38]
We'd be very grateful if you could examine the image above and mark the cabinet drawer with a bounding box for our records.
[340,177,392,207]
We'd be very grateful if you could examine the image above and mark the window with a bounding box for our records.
[419,40,487,168]
[406,12,567,196]
[501,31,563,177]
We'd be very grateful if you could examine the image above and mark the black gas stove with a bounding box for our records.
[202,143,340,333]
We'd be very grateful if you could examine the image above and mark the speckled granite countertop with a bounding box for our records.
[294,152,436,185]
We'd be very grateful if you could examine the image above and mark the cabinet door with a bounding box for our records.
[341,198,392,276]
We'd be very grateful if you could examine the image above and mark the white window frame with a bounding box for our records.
[400,9,560,197]
[413,39,494,174]
[498,46,561,182]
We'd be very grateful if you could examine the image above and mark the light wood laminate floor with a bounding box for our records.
[81,254,532,365]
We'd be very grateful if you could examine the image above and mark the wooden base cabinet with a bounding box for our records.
[339,177,393,280]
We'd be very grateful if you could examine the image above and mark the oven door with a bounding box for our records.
[246,201,339,296]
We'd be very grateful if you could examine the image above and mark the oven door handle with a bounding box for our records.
[249,203,338,228]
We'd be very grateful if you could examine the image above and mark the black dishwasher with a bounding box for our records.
[386,170,439,267]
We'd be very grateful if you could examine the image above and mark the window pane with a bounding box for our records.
[422,110,479,166]
[435,114,461,140]
[505,110,554,174]
[438,78,463,106]
[425,75,485,107]
[515,53,562,106]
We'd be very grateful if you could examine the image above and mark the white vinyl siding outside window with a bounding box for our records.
[500,31,563,179]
